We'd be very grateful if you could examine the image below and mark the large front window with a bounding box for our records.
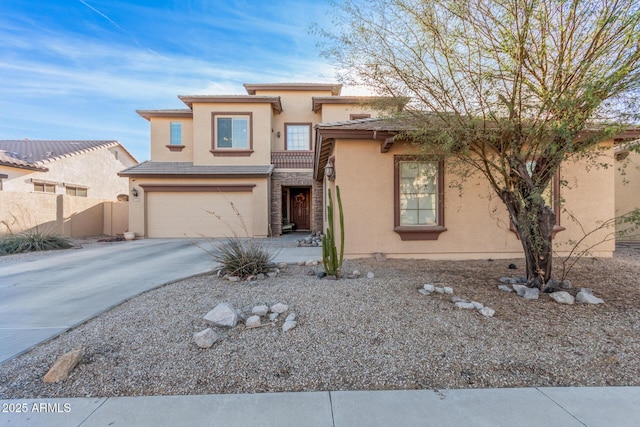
[211,113,252,155]
[394,156,446,240]
[285,123,311,150]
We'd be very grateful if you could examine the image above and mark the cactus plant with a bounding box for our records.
[322,186,344,277]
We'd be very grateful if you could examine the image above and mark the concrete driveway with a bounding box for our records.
[0,238,221,364]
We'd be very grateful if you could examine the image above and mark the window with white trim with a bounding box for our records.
[170,122,182,145]
[34,182,56,193]
[214,115,249,149]
[285,124,311,150]
[65,186,88,197]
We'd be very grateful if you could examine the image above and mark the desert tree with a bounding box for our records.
[319,0,640,288]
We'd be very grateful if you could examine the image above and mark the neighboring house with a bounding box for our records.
[120,83,386,238]
[0,140,137,236]
[314,119,640,259]
[615,140,640,242]
[0,140,137,199]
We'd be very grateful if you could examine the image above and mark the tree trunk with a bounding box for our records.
[503,192,556,289]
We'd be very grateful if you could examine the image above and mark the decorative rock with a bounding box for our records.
[373,252,386,261]
[246,275,256,282]
[193,328,219,349]
[307,269,316,276]
[418,289,431,295]
[423,284,435,292]
[297,261,305,266]
[305,260,318,266]
[508,263,517,269]
[498,285,513,293]
[451,296,468,303]
[282,320,297,332]
[204,303,238,328]
[576,288,604,304]
[479,307,495,317]
[317,271,327,278]
[544,279,560,293]
[270,303,289,314]
[285,313,296,322]
[43,348,83,383]
[227,276,240,282]
[512,284,528,297]
[246,315,261,328]
[455,302,476,309]
[471,301,484,309]
[277,262,288,269]
[499,277,513,284]
[366,272,375,279]
[269,313,279,321]
[443,287,454,294]
[267,272,278,278]
[352,270,361,277]
[523,288,540,300]
[561,279,572,290]
[256,273,266,280]
[549,291,575,305]
[252,305,269,316]
[518,277,528,283]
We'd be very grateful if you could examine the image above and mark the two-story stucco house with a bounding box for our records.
[120,83,383,238]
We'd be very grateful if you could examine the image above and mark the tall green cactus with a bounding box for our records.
[322,186,344,277]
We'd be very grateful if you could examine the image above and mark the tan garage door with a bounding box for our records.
[147,192,253,238]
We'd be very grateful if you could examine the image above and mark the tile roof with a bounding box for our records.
[315,117,414,131]
[119,162,274,177]
[0,140,122,170]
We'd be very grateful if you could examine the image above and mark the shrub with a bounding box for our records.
[212,236,274,278]
[0,230,73,255]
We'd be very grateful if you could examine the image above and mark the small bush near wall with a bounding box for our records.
[0,230,72,255]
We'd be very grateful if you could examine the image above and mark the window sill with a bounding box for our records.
[166,145,185,152]
[210,150,254,157]
[394,226,447,240]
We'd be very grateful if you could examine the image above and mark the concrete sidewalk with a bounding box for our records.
[2,387,639,426]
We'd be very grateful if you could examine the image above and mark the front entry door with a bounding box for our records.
[290,188,310,230]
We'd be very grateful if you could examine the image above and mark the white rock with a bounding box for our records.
[246,315,261,327]
[498,284,513,293]
[423,284,436,292]
[270,303,289,314]
[277,262,288,269]
[193,328,219,349]
[227,276,240,282]
[471,301,484,309]
[367,272,375,279]
[576,289,604,304]
[282,320,297,332]
[285,313,296,322]
[523,288,540,300]
[297,261,305,266]
[549,291,575,305]
[204,303,238,328]
[512,284,528,297]
[435,287,445,294]
[443,287,454,294]
[352,270,361,277]
[455,302,476,309]
[267,272,278,278]
[252,305,269,316]
[479,307,495,317]
[305,260,318,266]
[269,313,279,321]
[451,296,468,303]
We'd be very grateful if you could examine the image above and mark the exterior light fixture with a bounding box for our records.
[131,187,138,197]
[325,157,336,181]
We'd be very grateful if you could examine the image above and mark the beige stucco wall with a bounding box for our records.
[149,118,194,162]
[615,147,640,241]
[127,176,270,238]
[320,104,381,124]
[190,103,273,166]
[328,139,616,259]
[0,191,127,237]
[0,146,136,199]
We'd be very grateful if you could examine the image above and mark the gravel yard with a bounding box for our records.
[1,244,639,398]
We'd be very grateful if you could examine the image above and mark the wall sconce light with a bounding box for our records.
[131,187,138,197]
[325,158,336,181]
[277,131,281,138]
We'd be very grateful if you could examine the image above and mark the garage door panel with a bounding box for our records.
[147,192,252,238]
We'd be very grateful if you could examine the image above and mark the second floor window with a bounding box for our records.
[215,115,249,149]
[170,122,182,145]
[285,123,311,150]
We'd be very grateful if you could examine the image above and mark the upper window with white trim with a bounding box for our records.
[212,113,252,151]
[170,122,182,145]
[285,123,311,151]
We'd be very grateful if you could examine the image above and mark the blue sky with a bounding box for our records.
[0,0,346,161]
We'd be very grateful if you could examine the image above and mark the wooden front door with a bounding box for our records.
[290,188,310,230]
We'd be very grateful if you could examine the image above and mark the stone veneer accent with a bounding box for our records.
[271,170,323,235]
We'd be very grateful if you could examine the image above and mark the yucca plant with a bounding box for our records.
[0,230,72,255]
[211,237,274,278]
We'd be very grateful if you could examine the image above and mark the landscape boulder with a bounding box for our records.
[204,303,239,328]
[576,288,604,304]
[549,291,575,305]
[43,348,83,383]
[193,328,219,349]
